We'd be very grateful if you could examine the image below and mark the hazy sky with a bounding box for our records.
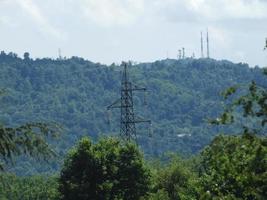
[0,0,267,66]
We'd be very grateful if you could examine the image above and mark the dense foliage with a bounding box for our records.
[150,155,200,200]
[199,133,267,199]
[0,51,266,174]
[59,137,151,200]
[0,173,58,199]
[1,133,265,200]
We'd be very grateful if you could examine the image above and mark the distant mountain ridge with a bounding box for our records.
[0,51,265,174]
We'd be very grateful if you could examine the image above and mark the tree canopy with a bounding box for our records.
[59,137,151,200]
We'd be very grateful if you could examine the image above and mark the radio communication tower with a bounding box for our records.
[58,48,62,60]
[201,32,204,58]
[206,29,210,58]
[107,62,151,141]
[178,49,182,59]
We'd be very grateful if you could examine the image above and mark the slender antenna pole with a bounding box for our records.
[201,32,204,58]
[207,29,210,58]
[58,48,62,60]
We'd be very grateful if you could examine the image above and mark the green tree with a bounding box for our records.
[0,173,59,200]
[0,89,59,170]
[23,52,30,60]
[204,61,267,199]
[146,189,170,200]
[199,133,267,199]
[150,155,200,200]
[210,80,267,133]
[58,137,151,200]
[115,143,151,200]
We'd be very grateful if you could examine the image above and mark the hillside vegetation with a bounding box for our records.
[0,51,265,174]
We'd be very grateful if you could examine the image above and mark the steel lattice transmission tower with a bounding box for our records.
[200,31,204,58]
[107,62,151,141]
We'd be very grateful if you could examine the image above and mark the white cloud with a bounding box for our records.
[187,0,267,20]
[0,16,10,25]
[147,0,267,24]
[0,15,19,28]
[81,0,145,26]
[15,0,66,39]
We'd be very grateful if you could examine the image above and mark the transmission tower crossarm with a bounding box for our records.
[132,84,147,91]
[134,116,151,124]
[134,119,151,123]
[107,98,121,110]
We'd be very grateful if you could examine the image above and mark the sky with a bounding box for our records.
[0,0,267,67]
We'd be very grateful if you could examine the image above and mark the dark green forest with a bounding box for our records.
[0,51,266,174]
[0,51,266,199]
[1,134,266,199]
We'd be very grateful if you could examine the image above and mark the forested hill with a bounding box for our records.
[0,51,265,174]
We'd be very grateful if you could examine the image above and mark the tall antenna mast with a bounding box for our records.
[58,48,62,60]
[201,31,204,58]
[206,29,210,58]
[178,49,182,59]
[182,47,185,59]
[107,62,151,141]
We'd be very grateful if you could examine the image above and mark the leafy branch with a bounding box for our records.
[0,122,61,170]
[0,90,61,170]
[209,80,267,134]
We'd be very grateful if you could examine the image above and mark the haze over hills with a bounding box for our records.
[0,51,266,174]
